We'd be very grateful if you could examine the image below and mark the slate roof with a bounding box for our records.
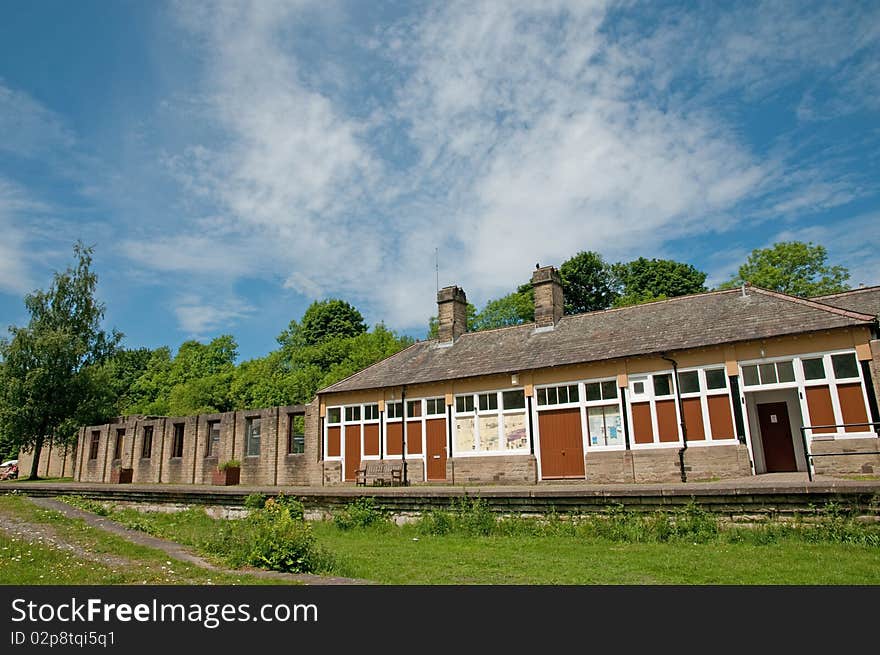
[812,286,880,318]
[319,286,876,395]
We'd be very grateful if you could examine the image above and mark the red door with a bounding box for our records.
[757,402,797,472]
[425,418,447,481]
[538,408,585,479]
[344,425,361,481]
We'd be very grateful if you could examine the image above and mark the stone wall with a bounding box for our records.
[811,437,880,476]
[583,444,751,483]
[17,440,76,479]
[447,455,537,485]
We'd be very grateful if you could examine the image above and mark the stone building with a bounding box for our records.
[63,266,880,486]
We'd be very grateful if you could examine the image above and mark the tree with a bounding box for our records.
[720,241,850,297]
[279,299,367,349]
[123,336,238,416]
[559,251,618,314]
[612,257,707,307]
[471,288,535,331]
[0,243,121,479]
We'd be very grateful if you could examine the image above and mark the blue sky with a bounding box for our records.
[1,0,878,362]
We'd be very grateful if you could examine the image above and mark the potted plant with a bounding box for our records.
[212,459,241,486]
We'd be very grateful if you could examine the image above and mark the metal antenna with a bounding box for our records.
[435,247,439,293]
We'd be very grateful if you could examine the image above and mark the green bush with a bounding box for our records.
[244,493,267,510]
[333,497,388,530]
[417,509,455,535]
[209,501,334,573]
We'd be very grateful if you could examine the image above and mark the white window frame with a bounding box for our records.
[452,388,530,457]
[534,378,626,453]
[737,349,873,441]
[674,366,738,446]
[625,370,682,449]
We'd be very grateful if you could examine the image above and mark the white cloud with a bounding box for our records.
[173,293,255,338]
[0,81,75,157]
[0,179,44,295]
[139,0,880,333]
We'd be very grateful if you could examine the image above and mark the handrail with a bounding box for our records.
[799,421,880,482]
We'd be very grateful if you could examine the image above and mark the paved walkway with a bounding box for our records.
[24,497,370,585]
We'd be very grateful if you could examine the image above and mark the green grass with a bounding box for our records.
[310,522,880,584]
[0,495,281,585]
[65,499,880,585]
[0,476,74,483]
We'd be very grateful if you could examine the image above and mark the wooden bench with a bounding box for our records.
[356,460,403,487]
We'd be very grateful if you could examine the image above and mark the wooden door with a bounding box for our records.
[757,402,797,472]
[538,408,585,479]
[425,418,447,481]
[344,425,361,481]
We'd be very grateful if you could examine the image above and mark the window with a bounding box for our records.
[364,404,379,421]
[455,389,529,453]
[288,414,305,454]
[677,371,700,395]
[344,406,361,422]
[141,426,153,458]
[406,400,421,418]
[386,402,403,419]
[245,417,261,457]
[705,368,727,390]
[742,360,796,386]
[89,431,100,460]
[327,408,341,424]
[587,405,623,447]
[742,365,759,386]
[478,393,498,412]
[113,429,124,460]
[536,384,579,406]
[653,374,673,396]
[206,421,220,458]
[802,357,825,380]
[631,379,646,396]
[776,360,795,383]
[502,390,525,410]
[585,381,618,401]
[426,398,445,415]
[171,424,185,458]
[831,353,859,379]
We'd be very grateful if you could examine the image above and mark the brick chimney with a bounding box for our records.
[531,265,564,328]
[437,286,468,343]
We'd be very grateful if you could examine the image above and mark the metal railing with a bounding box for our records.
[799,421,880,482]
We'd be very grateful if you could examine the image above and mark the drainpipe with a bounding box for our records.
[401,385,408,486]
[661,354,688,483]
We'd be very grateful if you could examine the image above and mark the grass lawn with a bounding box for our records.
[0,495,280,585]
[311,522,880,584]
[84,503,880,585]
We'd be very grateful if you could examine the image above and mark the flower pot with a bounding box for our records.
[212,466,240,486]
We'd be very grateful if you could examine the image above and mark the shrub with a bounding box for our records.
[452,497,496,536]
[209,501,334,573]
[417,509,454,535]
[244,493,267,510]
[218,459,240,471]
[333,497,388,530]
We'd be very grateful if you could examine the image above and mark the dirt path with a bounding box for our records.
[5,497,369,585]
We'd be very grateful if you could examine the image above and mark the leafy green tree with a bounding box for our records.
[124,336,238,416]
[279,299,367,349]
[0,243,121,479]
[90,347,154,416]
[471,288,535,330]
[559,251,618,314]
[612,257,707,307]
[720,241,850,297]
